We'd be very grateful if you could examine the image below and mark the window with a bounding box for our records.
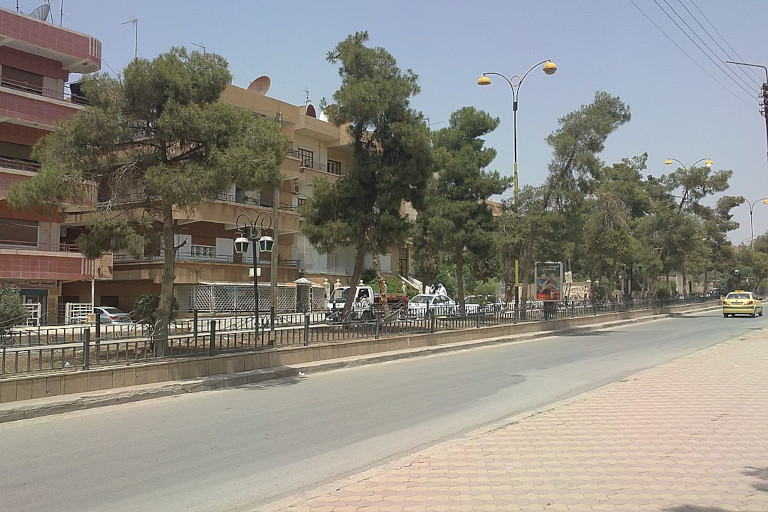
[297,148,314,169]
[327,253,338,272]
[327,160,342,175]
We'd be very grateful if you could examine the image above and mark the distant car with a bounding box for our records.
[464,295,505,314]
[722,291,763,318]
[94,306,133,324]
[406,294,457,318]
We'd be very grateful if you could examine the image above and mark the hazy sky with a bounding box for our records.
[14,0,768,245]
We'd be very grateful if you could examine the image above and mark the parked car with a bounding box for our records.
[722,291,763,318]
[94,306,133,324]
[405,294,458,318]
[464,295,505,314]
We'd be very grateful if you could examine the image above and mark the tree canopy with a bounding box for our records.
[302,31,432,309]
[414,106,510,307]
[8,47,289,349]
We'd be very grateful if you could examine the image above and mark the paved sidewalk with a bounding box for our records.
[267,327,768,512]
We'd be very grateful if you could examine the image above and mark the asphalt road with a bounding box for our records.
[0,309,761,512]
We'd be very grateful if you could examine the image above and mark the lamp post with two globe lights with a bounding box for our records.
[233,212,274,345]
[477,59,557,313]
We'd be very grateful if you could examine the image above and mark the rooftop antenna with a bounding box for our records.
[191,42,206,55]
[122,18,138,59]
[29,2,51,21]
[303,88,311,107]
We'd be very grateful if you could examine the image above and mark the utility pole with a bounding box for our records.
[763,81,768,163]
[727,60,768,163]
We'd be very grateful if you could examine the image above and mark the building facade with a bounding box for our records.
[0,7,101,324]
[0,8,413,322]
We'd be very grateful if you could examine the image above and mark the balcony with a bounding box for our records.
[0,240,90,281]
[0,155,41,173]
[0,77,88,105]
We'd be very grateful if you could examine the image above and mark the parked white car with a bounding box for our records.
[405,294,458,318]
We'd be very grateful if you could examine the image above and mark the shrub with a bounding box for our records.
[654,284,671,299]
[133,294,178,326]
[0,285,28,335]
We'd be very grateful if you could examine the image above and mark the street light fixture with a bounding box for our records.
[234,212,274,345]
[664,158,713,210]
[745,197,768,251]
[477,59,557,311]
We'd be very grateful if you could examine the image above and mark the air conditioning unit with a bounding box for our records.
[294,185,300,193]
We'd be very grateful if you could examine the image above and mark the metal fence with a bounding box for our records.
[1,296,718,377]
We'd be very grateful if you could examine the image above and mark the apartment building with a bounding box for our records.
[0,7,413,321]
[0,7,100,324]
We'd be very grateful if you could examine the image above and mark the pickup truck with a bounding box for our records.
[327,285,408,321]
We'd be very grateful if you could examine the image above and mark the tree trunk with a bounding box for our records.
[373,255,389,316]
[342,243,366,318]
[156,202,176,356]
[456,251,464,313]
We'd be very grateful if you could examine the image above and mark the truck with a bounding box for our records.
[326,285,409,322]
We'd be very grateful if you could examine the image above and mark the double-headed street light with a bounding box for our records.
[234,212,274,344]
[745,197,768,251]
[477,59,557,309]
[664,157,713,210]
[664,157,713,169]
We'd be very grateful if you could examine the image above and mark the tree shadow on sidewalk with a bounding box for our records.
[744,466,768,492]
[663,507,731,511]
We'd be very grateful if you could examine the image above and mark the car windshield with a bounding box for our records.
[410,295,432,304]
[330,289,349,301]
[100,307,123,314]
[727,294,750,300]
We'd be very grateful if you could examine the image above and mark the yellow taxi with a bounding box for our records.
[722,290,763,318]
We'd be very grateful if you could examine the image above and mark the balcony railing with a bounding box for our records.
[214,193,297,212]
[289,150,344,176]
[113,251,301,266]
[0,156,41,173]
[0,77,89,105]
[0,240,80,252]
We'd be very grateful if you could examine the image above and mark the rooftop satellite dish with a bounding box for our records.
[29,3,50,21]
[248,76,271,95]
[306,104,316,118]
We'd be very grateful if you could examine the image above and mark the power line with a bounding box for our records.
[671,0,758,93]
[654,0,756,99]
[688,0,764,88]
[630,0,756,111]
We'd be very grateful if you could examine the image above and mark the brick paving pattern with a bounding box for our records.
[274,329,768,511]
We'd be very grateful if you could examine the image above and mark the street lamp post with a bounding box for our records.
[745,197,768,250]
[664,158,713,210]
[234,212,274,345]
[478,59,557,313]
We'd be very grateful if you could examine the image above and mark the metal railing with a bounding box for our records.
[0,77,89,105]
[0,296,719,377]
[0,156,41,172]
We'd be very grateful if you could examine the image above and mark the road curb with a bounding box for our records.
[0,309,712,424]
